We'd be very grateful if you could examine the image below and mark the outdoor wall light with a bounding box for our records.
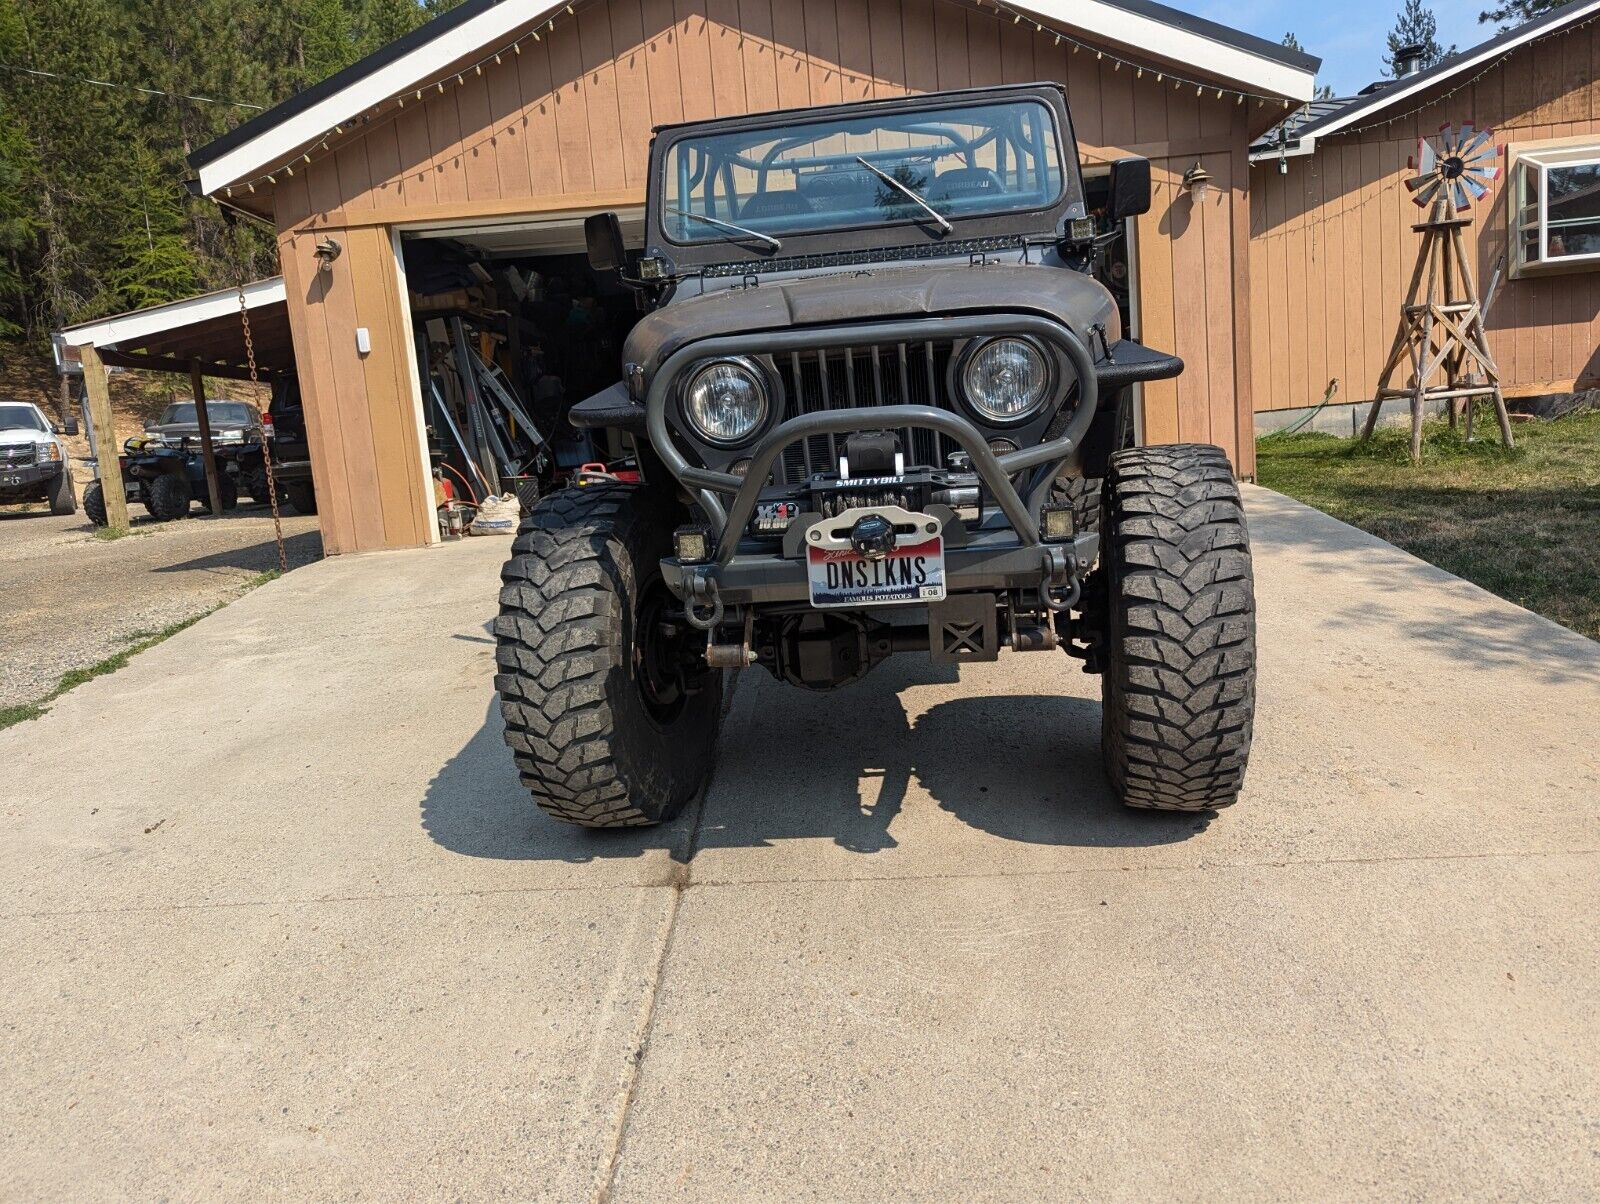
[1182,161,1214,204]
[314,237,343,273]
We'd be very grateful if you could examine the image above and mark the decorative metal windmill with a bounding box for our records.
[1363,124,1514,460]
[1405,123,1501,213]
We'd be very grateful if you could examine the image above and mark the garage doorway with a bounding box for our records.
[396,209,647,513]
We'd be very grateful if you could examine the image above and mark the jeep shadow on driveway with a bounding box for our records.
[492,84,1257,831]
[426,674,1213,865]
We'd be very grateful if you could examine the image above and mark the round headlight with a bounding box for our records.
[962,338,1050,424]
[684,358,769,445]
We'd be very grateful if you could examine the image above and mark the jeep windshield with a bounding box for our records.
[660,98,1065,248]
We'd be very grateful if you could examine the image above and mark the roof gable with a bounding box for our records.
[191,0,1319,197]
[1254,0,1600,161]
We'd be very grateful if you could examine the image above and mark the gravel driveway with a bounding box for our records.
[0,505,320,709]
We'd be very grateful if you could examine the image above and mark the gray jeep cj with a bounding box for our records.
[494,83,1257,828]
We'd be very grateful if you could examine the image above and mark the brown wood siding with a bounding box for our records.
[274,0,1270,550]
[276,192,431,553]
[1251,24,1600,413]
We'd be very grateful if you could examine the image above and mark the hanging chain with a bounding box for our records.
[240,282,289,574]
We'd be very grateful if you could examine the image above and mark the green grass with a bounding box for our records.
[1257,407,1600,641]
[0,569,285,733]
[0,702,47,728]
[0,613,213,732]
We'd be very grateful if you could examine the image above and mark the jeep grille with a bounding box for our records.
[773,340,959,485]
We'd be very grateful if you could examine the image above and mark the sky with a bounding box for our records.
[1189,0,1501,96]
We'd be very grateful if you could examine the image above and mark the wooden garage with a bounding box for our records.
[190,0,1315,554]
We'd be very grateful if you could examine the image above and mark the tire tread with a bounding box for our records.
[493,482,717,828]
[1102,444,1256,811]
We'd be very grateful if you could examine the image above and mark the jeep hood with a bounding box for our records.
[624,263,1119,376]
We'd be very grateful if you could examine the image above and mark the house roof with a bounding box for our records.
[1249,95,1357,160]
[1250,0,1600,162]
[57,278,295,379]
[189,0,1319,197]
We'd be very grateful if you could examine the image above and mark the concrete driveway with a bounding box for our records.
[3,487,1597,1201]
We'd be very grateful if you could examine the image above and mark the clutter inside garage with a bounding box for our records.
[401,223,646,539]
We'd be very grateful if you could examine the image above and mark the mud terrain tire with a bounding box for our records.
[494,483,723,828]
[144,472,192,521]
[83,480,107,526]
[1051,473,1101,536]
[1100,444,1255,811]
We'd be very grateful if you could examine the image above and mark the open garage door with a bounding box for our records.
[396,209,647,520]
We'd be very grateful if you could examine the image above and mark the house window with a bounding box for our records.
[1513,146,1600,271]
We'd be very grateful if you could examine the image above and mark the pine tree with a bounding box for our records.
[1479,0,1563,30]
[1281,32,1335,100]
[109,144,198,310]
[1385,0,1454,76]
[0,0,461,343]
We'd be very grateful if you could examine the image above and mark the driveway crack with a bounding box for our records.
[591,781,711,1203]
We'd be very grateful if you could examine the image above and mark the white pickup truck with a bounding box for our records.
[0,400,77,515]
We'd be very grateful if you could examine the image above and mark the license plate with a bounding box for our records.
[807,536,945,608]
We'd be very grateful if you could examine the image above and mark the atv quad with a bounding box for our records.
[495,83,1256,827]
[84,436,236,525]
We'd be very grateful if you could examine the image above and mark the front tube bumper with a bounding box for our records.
[642,314,1101,564]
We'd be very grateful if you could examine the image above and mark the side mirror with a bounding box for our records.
[1107,157,1152,221]
[585,212,626,273]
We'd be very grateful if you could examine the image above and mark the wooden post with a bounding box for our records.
[189,360,224,516]
[56,372,74,431]
[1364,196,1512,462]
[1443,244,1459,431]
[79,343,129,532]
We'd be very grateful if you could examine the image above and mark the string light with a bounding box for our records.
[982,0,1300,107]
[1270,14,1599,156]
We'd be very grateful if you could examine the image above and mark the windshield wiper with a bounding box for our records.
[666,207,782,251]
[855,157,952,234]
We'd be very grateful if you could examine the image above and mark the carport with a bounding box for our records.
[57,278,297,536]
